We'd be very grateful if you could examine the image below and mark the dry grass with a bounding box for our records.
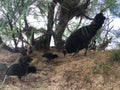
[0,49,120,90]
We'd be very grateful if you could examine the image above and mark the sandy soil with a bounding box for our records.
[0,49,120,90]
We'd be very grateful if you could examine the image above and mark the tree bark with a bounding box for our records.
[54,14,69,49]
[45,2,56,49]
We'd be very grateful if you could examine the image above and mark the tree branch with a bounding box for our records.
[69,0,91,19]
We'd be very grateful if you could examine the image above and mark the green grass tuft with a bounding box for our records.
[110,50,120,62]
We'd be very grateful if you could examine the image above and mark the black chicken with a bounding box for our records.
[18,56,33,65]
[64,12,106,56]
[42,52,59,62]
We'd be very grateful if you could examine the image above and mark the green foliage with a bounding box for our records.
[93,61,111,74]
[106,0,120,17]
[0,0,35,41]
[89,0,119,16]
[63,18,82,39]
[110,50,120,62]
[104,0,117,8]
[0,0,120,49]
[37,0,49,15]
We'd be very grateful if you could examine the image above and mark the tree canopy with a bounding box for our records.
[0,0,120,52]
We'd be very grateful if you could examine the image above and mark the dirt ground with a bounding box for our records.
[0,49,120,90]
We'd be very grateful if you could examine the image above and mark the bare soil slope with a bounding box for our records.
[0,49,120,90]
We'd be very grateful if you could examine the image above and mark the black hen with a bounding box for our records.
[42,52,59,62]
[18,56,33,65]
[0,57,36,89]
[5,63,36,80]
[64,12,106,56]
[28,66,37,73]
[5,56,35,80]
[5,63,29,80]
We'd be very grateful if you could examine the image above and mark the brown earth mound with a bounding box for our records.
[0,49,120,90]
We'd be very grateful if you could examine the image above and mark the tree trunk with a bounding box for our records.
[54,14,69,49]
[45,2,56,49]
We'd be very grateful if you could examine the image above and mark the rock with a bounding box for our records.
[0,63,7,83]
